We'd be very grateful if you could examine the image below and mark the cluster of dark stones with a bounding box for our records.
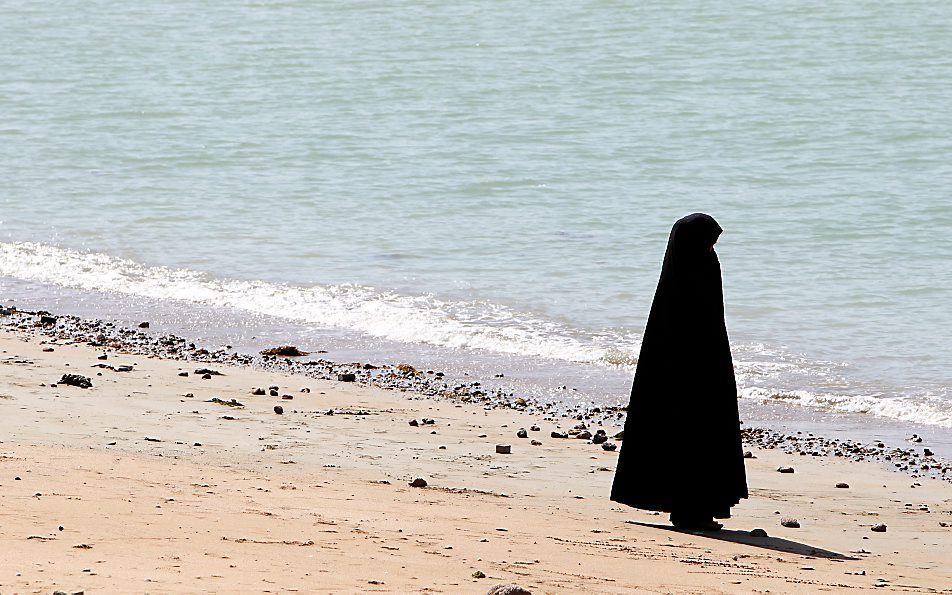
[743,427,951,484]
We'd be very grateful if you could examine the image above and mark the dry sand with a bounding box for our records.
[1,328,950,593]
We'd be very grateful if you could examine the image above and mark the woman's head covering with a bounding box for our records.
[663,213,723,269]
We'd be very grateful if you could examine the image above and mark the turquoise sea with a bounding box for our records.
[2,1,951,437]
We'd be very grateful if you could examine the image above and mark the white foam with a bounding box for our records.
[0,241,635,364]
[740,387,952,429]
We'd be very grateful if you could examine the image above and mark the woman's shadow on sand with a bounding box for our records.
[629,522,858,560]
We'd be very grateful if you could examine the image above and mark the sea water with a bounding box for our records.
[1,1,950,437]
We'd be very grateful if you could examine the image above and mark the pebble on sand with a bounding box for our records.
[409,478,428,488]
[871,524,887,532]
[601,442,617,451]
[749,528,768,537]
[780,518,800,528]
[516,428,528,438]
[472,570,486,579]
[337,372,356,382]
[59,374,93,389]
[495,444,511,454]
[777,466,795,473]
[273,405,284,414]
[260,345,309,357]
[487,584,532,595]
[836,482,850,488]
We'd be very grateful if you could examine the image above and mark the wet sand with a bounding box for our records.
[1,317,951,593]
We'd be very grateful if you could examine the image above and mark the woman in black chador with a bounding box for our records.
[611,213,748,531]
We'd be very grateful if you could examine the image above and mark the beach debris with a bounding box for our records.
[337,372,356,382]
[777,466,795,474]
[836,482,850,488]
[138,321,150,328]
[495,444,511,454]
[397,363,419,375]
[551,431,568,439]
[780,518,800,528]
[194,368,223,376]
[487,583,532,595]
[273,405,284,414]
[871,524,887,532]
[73,543,93,549]
[409,478,428,488]
[261,345,309,357]
[516,428,528,438]
[749,528,768,537]
[601,442,617,451]
[472,570,486,579]
[206,397,244,407]
[531,440,542,446]
[59,374,92,389]
[251,387,266,395]
[92,363,133,372]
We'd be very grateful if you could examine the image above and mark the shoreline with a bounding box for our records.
[2,305,950,485]
[1,304,951,592]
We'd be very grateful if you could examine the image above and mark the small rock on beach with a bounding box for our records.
[261,345,309,356]
[59,374,93,389]
[487,584,532,595]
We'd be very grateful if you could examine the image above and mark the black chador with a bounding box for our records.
[611,213,748,530]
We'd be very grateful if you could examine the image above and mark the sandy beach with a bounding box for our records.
[1,315,951,594]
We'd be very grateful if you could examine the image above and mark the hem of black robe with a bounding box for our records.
[609,494,747,519]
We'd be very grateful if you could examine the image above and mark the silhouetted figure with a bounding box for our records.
[611,213,748,531]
